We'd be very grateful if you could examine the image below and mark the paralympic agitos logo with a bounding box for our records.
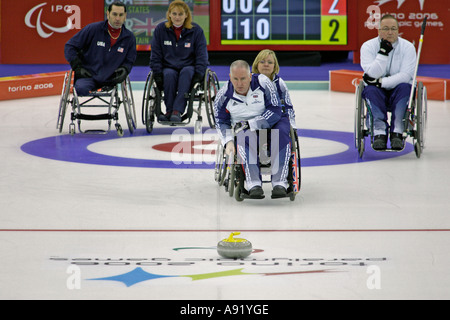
[25,3,81,38]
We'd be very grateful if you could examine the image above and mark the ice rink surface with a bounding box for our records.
[0,85,449,300]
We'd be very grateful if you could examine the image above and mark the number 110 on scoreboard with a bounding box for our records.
[221,0,347,45]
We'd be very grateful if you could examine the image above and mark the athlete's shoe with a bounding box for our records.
[170,111,182,122]
[158,112,171,122]
[390,133,404,150]
[249,186,264,199]
[271,185,287,198]
[373,135,387,150]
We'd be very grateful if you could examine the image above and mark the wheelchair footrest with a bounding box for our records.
[372,148,405,153]
[158,120,188,126]
[73,113,116,121]
[240,193,265,200]
[239,189,265,200]
[84,129,109,134]
[87,88,115,96]
[271,191,294,199]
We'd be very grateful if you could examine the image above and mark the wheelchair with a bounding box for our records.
[214,125,301,202]
[354,80,427,158]
[141,68,220,134]
[56,70,137,136]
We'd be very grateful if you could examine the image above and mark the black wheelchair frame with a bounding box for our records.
[141,68,220,134]
[214,126,301,202]
[354,81,427,158]
[56,70,137,136]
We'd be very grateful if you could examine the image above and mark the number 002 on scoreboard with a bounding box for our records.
[221,0,347,45]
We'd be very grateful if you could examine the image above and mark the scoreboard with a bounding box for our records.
[220,0,347,45]
[115,0,356,52]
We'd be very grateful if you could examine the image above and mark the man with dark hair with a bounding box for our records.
[65,1,136,95]
[360,14,416,150]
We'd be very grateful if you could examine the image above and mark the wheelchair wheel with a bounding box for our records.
[142,72,161,134]
[414,82,427,158]
[227,153,237,198]
[109,86,121,136]
[57,70,73,133]
[185,85,197,124]
[141,72,152,125]
[289,126,301,199]
[234,162,245,202]
[354,81,366,158]
[214,143,228,186]
[203,69,220,128]
[121,77,137,134]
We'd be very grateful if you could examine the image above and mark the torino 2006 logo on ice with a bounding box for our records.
[25,3,81,38]
[58,253,386,289]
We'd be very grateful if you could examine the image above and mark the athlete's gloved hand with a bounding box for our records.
[75,68,92,79]
[234,120,249,134]
[70,57,83,70]
[190,73,203,89]
[363,73,382,88]
[153,73,164,91]
[378,39,393,56]
[70,57,92,79]
[111,66,128,84]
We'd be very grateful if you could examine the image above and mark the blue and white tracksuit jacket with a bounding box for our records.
[272,74,297,129]
[214,74,291,189]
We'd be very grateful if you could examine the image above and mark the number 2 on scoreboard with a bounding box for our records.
[329,19,339,41]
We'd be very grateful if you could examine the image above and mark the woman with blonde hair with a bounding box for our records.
[252,49,297,128]
[150,0,208,123]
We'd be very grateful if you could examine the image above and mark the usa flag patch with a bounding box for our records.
[117,47,124,53]
[184,43,191,48]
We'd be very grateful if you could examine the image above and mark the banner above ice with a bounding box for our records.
[0,0,447,64]
[354,0,449,64]
[1,0,102,63]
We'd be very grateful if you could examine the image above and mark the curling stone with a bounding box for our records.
[217,232,252,259]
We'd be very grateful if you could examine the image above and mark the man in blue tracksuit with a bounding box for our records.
[214,60,291,199]
[149,0,208,123]
[64,1,136,96]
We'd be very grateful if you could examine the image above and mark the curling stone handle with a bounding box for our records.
[227,232,241,242]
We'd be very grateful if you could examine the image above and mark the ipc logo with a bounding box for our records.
[25,3,81,38]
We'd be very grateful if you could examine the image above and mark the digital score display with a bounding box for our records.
[220,0,347,45]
